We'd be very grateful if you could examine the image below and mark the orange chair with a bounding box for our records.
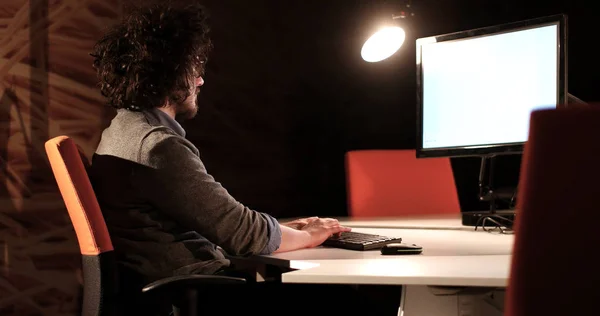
[505,107,600,315]
[345,149,460,217]
[45,136,245,316]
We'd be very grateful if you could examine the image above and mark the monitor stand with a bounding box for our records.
[462,94,586,229]
[462,154,516,231]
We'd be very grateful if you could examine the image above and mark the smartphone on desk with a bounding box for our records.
[381,243,423,255]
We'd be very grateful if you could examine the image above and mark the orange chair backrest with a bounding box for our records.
[45,136,113,256]
[345,149,460,217]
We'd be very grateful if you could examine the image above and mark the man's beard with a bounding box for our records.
[175,90,200,120]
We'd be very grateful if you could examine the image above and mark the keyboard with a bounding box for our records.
[322,231,403,251]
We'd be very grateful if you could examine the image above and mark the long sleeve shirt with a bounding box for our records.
[89,108,281,281]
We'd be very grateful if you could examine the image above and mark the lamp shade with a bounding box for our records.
[361,26,406,62]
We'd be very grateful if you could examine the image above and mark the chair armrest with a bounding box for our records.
[142,274,246,294]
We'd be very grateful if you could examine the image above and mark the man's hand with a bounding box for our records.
[300,218,351,248]
[280,217,319,230]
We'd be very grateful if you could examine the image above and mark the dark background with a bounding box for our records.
[182,0,597,219]
[0,1,596,313]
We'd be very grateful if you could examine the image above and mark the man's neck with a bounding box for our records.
[157,106,176,119]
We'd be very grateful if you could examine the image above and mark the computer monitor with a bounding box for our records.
[416,14,567,158]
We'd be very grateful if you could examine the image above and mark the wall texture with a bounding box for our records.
[0,0,121,314]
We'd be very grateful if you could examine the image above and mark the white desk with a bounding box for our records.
[281,255,510,287]
[258,227,513,270]
[337,214,471,230]
[256,224,513,316]
[282,214,469,230]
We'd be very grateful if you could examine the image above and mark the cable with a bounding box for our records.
[509,184,518,209]
[475,214,514,234]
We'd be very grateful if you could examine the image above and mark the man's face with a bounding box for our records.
[176,76,205,120]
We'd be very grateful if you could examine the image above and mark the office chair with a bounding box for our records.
[45,135,245,316]
[505,107,600,315]
[345,149,460,217]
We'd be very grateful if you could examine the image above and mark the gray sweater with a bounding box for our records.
[89,108,281,280]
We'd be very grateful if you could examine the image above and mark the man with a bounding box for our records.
[87,2,379,315]
[90,0,351,279]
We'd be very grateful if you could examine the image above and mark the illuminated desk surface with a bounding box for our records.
[257,226,513,287]
[254,219,513,316]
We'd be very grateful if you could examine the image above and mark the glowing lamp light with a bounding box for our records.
[361,26,406,62]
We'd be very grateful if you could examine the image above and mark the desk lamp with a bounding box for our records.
[361,0,415,62]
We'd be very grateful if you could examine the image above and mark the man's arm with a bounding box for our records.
[280,217,318,230]
[274,218,352,253]
[136,133,280,256]
[273,225,311,253]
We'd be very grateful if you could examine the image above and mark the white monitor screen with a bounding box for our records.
[419,23,559,150]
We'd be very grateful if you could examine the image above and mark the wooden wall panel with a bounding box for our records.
[0,0,122,314]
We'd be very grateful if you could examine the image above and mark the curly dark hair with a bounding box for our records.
[91,1,212,110]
